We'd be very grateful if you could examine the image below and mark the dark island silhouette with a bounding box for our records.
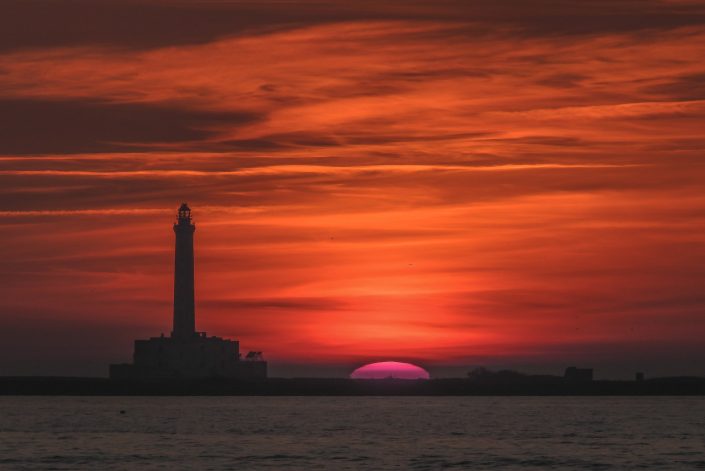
[1,204,703,396]
[2,369,704,396]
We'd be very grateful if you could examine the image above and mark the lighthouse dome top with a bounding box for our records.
[177,203,192,223]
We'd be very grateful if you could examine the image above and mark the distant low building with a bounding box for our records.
[564,367,593,381]
[110,204,266,380]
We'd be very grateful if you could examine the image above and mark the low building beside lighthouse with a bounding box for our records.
[110,203,266,380]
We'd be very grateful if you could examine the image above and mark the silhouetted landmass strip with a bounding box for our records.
[1,376,704,396]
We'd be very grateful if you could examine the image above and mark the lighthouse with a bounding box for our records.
[109,203,266,380]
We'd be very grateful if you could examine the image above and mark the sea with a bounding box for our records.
[0,396,703,470]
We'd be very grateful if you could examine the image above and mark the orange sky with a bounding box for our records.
[1,0,704,377]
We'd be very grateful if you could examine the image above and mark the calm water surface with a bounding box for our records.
[0,396,704,470]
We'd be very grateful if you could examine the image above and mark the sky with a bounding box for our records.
[1,0,704,378]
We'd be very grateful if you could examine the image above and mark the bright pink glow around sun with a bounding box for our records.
[350,361,430,380]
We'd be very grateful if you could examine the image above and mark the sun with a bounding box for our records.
[350,361,430,380]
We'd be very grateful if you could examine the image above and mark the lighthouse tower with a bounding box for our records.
[172,203,196,339]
